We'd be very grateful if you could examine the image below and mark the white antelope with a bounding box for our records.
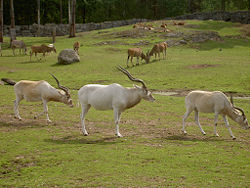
[11,40,27,56]
[183,90,249,139]
[14,74,73,123]
[78,66,155,137]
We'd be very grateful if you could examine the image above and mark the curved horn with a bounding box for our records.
[234,107,245,117]
[230,95,234,106]
[116,65,147,88]
[50,73,69,95]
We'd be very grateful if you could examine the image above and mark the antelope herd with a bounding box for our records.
[0,21,249,140]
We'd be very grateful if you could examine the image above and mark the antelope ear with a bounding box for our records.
[230,95,234,106]
[133,84,140,89]
[57,90,64,96]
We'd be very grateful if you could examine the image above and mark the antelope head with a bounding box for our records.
[230,95,248,129]
[140,50,150,64]
[50,74,73,107]
[117,66,155,102]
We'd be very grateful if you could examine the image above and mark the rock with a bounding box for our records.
[58,49,80,65]
[179,40,188,44]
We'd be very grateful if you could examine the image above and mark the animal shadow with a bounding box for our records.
[44,135,120,145]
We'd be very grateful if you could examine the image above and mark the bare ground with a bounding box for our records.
[1,109,249,146]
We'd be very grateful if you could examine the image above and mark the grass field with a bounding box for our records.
[0,20,250,187]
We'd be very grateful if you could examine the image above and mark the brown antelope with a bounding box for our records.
[78,66,155,137]
[161,23,167,28]
[127,48,150,67]
[183,91,249,139]
[30,44,56,61]
[73,41,80,54]
[178,21,185,25]
[149,42,167,61]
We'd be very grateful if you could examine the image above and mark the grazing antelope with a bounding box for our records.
[30,44,56,61]
[47,44,57,54]
[73,41,80,54]
[183,90,249,139]
[149,42,167,61]
[14,74,73,123]
[78,66,155,137]
[11,40,27,56]
[127,48,150,67]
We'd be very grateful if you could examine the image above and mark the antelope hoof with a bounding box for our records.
[182,130,187,135]
[34,116,37,119]
[202,132,206,135]
[215,133,219,137]
[116,133,123,138]
[83,132,88,136]
[232,137,236,140]
[14,116,22,121]
[47,119,52,124]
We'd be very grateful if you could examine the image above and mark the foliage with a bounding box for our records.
[2,0,250,25]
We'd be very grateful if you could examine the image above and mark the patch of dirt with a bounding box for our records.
[224,35,247,39]
[131,40,151,46]
[105,47,122,52]
[94,40,129,46]
[1,110,250,146]
[184,24,200,29]
[240,24,250,37]
[186,64,220,69]
[1,155,38,175]
[111,28,150,38]
[183,30,223,43]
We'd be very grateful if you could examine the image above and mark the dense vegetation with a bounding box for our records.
[2,0,250,25]
[0,20,250,187]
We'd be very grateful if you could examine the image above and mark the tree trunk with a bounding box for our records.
[188,0,192,13]
[68,0,71,25]
[152,0,158,19]
[0,0,3,43]
[69,0,76,37]
[37,0,40,36]
[60,0,63,24]
[82,3,86,23]
[221,0,226,11]
[10,0,16,43]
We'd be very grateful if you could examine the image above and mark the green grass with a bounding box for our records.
[0,20,250,187]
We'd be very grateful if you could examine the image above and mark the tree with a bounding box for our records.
[37,0,40,36]
[69,0,76,37]
[60,0,62,24]
[68,0,71,25]
[0,0,3,42]
[10,0,16,42]
[221,0,226,11]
